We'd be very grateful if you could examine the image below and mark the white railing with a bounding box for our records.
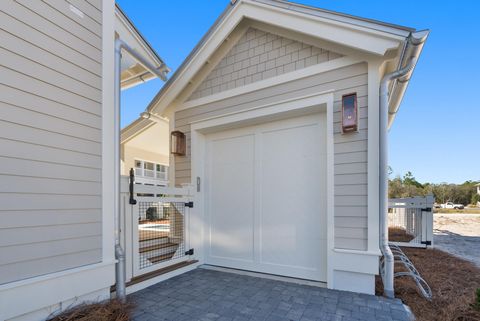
[388,195,434,248]
[120,176,194,281]
[135,176,168,186]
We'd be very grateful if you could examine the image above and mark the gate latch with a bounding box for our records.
[185,248,194,256]
[185,201,194,208]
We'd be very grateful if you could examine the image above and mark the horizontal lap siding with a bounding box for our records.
[0,0,103,284]
[174,62,369,251]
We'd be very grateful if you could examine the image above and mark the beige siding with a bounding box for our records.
[121,145,169,176]
[0,0,103,284]
[174,62,369,251]
[188,27,343,101]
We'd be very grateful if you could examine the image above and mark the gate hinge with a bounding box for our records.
[185,248,194,256]
[421,207,432,212]
[185,201,194,208]
[421,241,432,246]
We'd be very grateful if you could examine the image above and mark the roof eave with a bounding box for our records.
[146,0,416,116]
[387,29,430,128]
[121,117,155,144]
[115,3,167,67]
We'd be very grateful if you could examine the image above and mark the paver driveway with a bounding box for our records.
[129,268,411,321]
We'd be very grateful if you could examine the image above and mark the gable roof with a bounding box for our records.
[188,26,344,101]
[115,4,170,89]
[145,0,427,125]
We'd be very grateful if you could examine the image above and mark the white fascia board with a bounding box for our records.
[115,6,168,89]
[251,0,413,38]
[149,4,244,117]
[115,8,162,67]
[149,1,404,118]
[243,0,404,55]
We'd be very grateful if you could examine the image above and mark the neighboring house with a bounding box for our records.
[140,0,428,295]
[0,1,167,320]
[121,116,170,186]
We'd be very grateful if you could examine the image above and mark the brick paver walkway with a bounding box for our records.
[130,268,411,321]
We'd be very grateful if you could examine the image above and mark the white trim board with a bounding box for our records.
[102,0,116,264]
[179,57,362,111]
[0,261,115,320]
[189,90,334,131]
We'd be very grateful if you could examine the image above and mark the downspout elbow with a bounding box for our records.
[387,30,429,128]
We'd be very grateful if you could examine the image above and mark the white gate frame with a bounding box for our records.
[388,195,434,248]
[120,177,194,282]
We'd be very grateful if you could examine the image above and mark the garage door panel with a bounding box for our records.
[208,134,255,262]
[260,123,324,273]
[205,114,327,281]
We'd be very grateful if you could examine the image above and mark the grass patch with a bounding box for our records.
[47,299,132,321]
[377,248,480,321]
[389,227,415,242]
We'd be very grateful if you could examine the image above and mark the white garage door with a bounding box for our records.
[205,114,327,281]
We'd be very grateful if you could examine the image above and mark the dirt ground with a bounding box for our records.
[434,213,480,267]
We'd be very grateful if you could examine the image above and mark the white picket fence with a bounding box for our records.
[388,195,434,248]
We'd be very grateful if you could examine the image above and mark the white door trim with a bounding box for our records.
[189,90,335,285]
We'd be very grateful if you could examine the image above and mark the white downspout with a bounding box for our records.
[379,29,429,298]
[379,58,416,298]
[114,39,167,302]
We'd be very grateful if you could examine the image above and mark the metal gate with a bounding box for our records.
[388,195,434,248]
[121,174,194,281]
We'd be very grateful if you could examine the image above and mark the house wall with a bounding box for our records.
[174,61,368,251]
[0,0,105,285]
[1,0,117,319]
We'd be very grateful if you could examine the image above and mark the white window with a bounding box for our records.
[134,160,143,177]
[134,159,168,181]
[156,164,168,180]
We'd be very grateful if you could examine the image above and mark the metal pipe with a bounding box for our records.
[379,57,416,298]
[113,38,125,302]
[113,38,167,301]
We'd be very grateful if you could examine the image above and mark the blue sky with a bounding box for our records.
[117,0,479,184]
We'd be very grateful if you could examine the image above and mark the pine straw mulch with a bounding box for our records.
[389,227,415,242]
[376,247,480,321]
[47,299,133,321]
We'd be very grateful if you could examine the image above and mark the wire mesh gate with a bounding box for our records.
[137,200,188,270]
[121,174,195,280]
[388,195,434,248]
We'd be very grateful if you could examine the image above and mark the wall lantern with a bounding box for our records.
[171,131,186,156]
[341,93,358,133]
